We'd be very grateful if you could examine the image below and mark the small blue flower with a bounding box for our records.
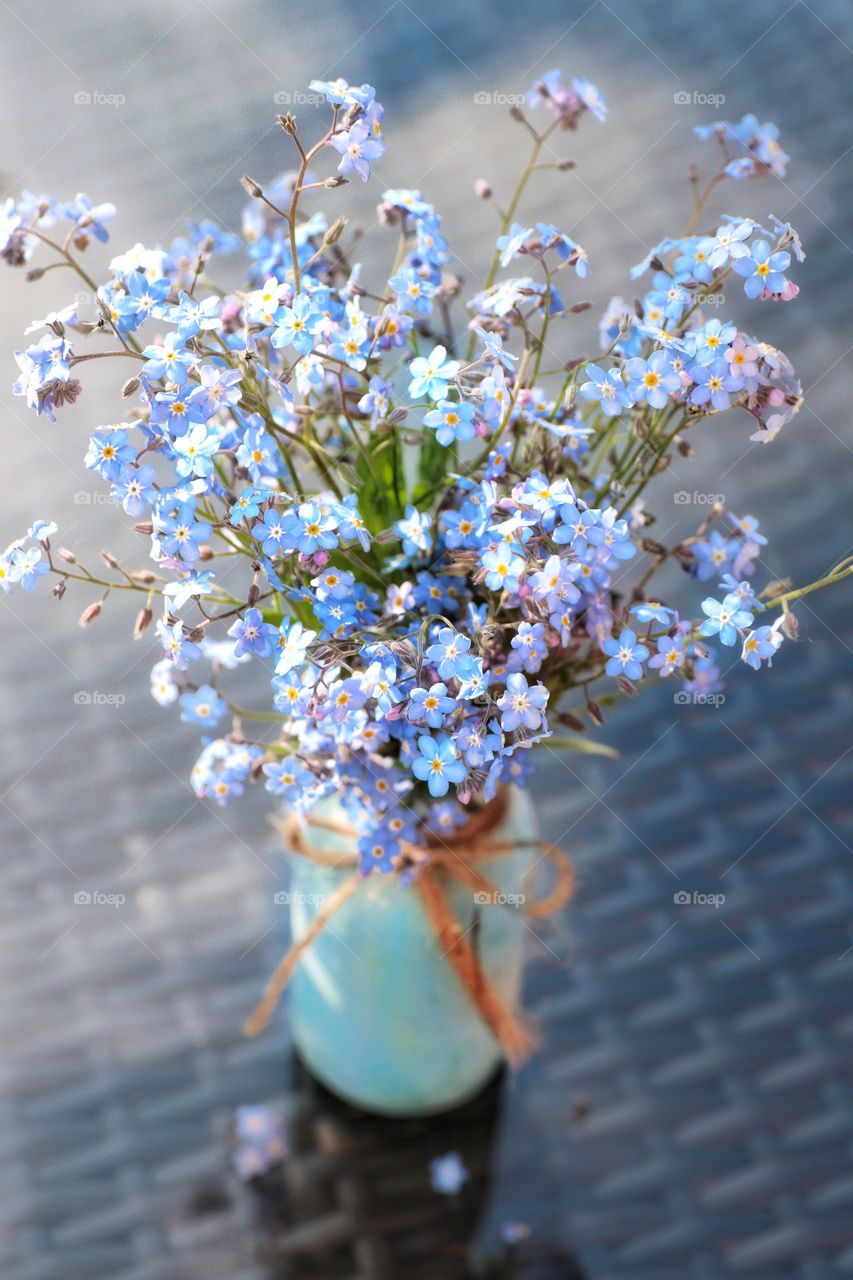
[648,634,684,677]
[151,389,208,439]
[282,502,339,556]
[228,607,278,658]
[233,1105,286,1181]
[692,530,740,581]
[536,222,589,277]
[510,621,548,673]
[496,222,532,268]
[426,627,474,681]
[357,828,400,876]
[163,570,216,611]
[255,506,289,557]
[187,363,242,416]
[388,267,436,315]
[456,659,489,700]
[630,601,673,626]
[332,120,384,182]
[156,500,212,564]
[180,683,228,727]
[111,464,157,516]
[325,676,368,722]
[59,193,117,242]
[84,428,135,481]
[423,399,476,446]
[602,628,649,680]
[474,327,517,370]
[408,345,460,400]
[157,618,202,671]
[141,332,194,386]
[358,375,393,425]
[173,422,220,478]
[430,1152,469,1195]
[395,505,432,559]
[408,682,455,728]
[368,658,403,717]
[700,593,754,646]
[496,672,549,732]
[691,318,737,366]
[275,620,316,675]
[308,77,375,108]
[482,548,525,593]
[166,291,221,339]
[624,351,681,408]
[411,735,466,797]
[732,238,791,299]
[689,358,737,411]
[579,363,634,416]
[9,544,49,591]
[263,755,315,801]
[741,623,784,670]
[571,75,607,122]
[271,293,319,356]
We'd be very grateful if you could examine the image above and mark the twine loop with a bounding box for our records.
[245,790,572,1065]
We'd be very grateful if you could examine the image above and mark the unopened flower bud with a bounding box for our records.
[277,113,297,135]
[241,174,263,198]
[376,200,398,226]
[53,580,66,599]
[587,701,605,726]
[323,216,347,245]
[557,159,576,171]
[247,582,260,607]
[781,610,799,640]
[26,266,46,282]
[79,601,102,627]
[323,175,348,188]
[134,522,154,536]
[130,569,156,584]
[121,376,140,398]
[617,676,637,697]
[198,544,214,561]
[57,547,77,564]
[474,178,492,199]
[100,550,120,570]
[133,606,153,639]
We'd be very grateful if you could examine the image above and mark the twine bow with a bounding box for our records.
[244,790,573,1065]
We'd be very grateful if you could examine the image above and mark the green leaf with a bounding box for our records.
[538,735,619,759]
[354,424,406,531]
[413,430,450,504]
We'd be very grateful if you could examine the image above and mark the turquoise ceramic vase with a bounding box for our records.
[286,787,538,1115]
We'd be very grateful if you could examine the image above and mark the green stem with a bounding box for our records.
[464,117,560,361]
[761,564,853,611]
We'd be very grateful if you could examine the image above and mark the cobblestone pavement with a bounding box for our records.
[1,2,852,1277]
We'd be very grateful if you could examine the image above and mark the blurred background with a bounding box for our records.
[1,2,852,1277]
